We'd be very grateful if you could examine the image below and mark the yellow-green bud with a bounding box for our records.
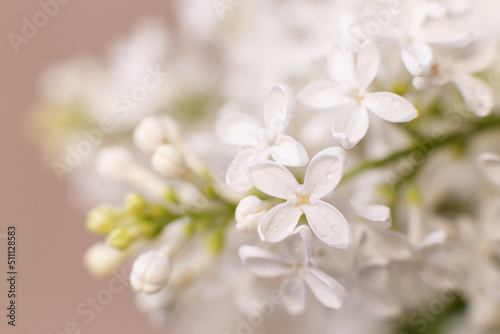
[107,226,136,250]
[125,193,147,215]
[86,206,116,234]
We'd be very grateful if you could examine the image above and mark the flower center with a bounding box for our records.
[298,195,310,205]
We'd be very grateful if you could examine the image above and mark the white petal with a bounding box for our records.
[263,84,294,136]
[258,203,303,244]
[356,41,381,94]
[455,40,497,73]
[303,201,351,250]
[332,103,369,149]
[358,205,392,229]
[282,225,312,264]
[226,148,261,193]
[270,135,309,167]
[305,267,346,309]
[304,147,347,199]
[248,160,300,200]
[358,263,389,287]
[399,0,428,36]
[478,153,500,187]
[363,92,418,123]
[420,264,458,290]
[297,82,351,112]
[360,285,402,318]
[327,44,357,87]
[281,277,307,315]
[367,228,412,260]
[418,229,446,249]
[239,245,291,277]
[452,74,493,117]
[401,41,433,76]
[413,75,448,90]
[417,21,470,46]
[216,112,263,146]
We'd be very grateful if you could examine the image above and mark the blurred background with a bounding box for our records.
[1,1,174,333]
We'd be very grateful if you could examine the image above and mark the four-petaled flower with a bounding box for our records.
[298,41,418,149]
[248,147,351,249]
[239,225,347,315]
[217,84,308,193]
[358,0,470,76]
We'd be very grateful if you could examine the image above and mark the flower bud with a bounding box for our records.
[130,250,172,294]
[151,144,186,179]
[86,206,116,234]
[95,146,134,179]
[134,116,181,154]
[125,193,147,215]
[84,242,126,277]
[235,195,266,233]
[107,226,136,250]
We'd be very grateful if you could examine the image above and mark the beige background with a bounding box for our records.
[0,1,176,333]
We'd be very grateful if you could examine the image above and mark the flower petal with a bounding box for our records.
[356,41,381,94]
[297,82,351,112]
[360,285,402,318]
[417,21,470,46]
[304,147,347,199]
[216,112,263,146]
[239,245,291,277]
[358,205,392,229]
[270,135,309,167]
[363,92,418,123]
[226,148,261,193]
[263,84,294,136]
[332,103,369,149]
[305,267,346,309]
[281,277,307,315]
[399,0,428,36]
[327,44,357,87]
[452,74,493,117]
[478,153,500,187]
[248,160,300,199]
[366,227,412,260]
[258,202,303,244]
[303,201,351,250]
[455,40,497,73]
[401,41,433,76]
[282,225,312,264]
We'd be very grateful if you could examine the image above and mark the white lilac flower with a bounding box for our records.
[413,41,496,116]
[360,0,471,76]
[217,84,309,193]
[355,205,412,261]
[298,41,418,149]
[403,229,457,290]
[343,260,402,318]
[239,225,347,314]
[248,147,351,249]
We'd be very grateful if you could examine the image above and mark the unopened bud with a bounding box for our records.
[235,195,267,233]
[151,144,186,179]
[86,206,116,234]
[134,116,181,154]
[130,250,172,294]
[84,242,127,276]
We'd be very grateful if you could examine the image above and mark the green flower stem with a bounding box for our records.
[343,115,500,183]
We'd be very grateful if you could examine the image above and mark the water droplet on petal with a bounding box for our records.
[326,172,333,179]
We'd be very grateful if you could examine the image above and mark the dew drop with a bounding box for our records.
[392,99,400,106]
[326,172,333,179]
